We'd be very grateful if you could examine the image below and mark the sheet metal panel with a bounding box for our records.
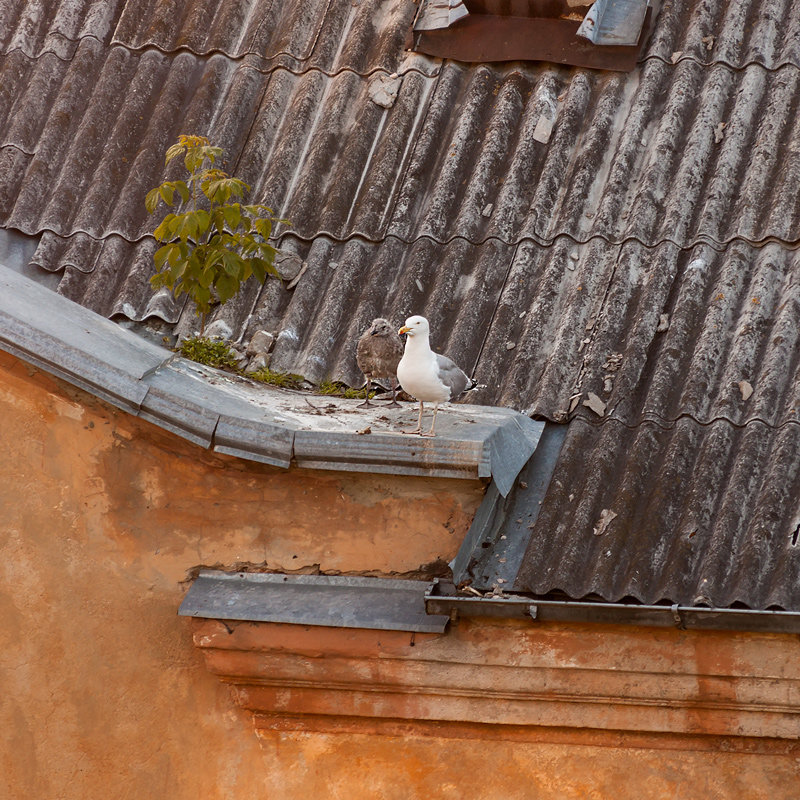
[179,570,450,633]
[455,423,568,588]
[577,0,650,47]
[411,15,647,71]
[425,582,800,633]
[294,411,542,495]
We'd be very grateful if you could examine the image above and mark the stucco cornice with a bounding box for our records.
[188,615,800,744]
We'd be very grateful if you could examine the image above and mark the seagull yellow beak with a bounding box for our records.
[398,325,410,335]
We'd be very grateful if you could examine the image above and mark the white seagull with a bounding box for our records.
[396,315,475,437]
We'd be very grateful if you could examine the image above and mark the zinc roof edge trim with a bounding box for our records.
[178,570,449,633]
[0,266,541,483]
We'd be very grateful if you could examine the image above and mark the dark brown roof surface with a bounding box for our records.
[2,0,800,610]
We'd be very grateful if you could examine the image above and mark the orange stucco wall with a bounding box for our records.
[256,728,800,800]
[0,351,483,799]
[3,349,800,800]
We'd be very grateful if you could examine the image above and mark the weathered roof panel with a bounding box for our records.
[24,232,800,430]
[0,0,126,59]
[513,416,800,611]
[5,50,800,263]
[4,0,799,74]
[110,0,434,76]
[646,0,800,71]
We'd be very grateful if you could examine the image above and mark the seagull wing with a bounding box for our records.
[435,353,470,400]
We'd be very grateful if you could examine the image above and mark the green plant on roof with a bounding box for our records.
[145,134,290,331]
[249,367,304,389]
[177,336,240,370]
[318,379,372,400]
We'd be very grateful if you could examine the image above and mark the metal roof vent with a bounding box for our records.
[409,0,655,71]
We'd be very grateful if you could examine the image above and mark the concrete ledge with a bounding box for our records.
[0,266,543,490]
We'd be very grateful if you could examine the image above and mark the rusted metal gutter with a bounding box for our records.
[425,579,800,634]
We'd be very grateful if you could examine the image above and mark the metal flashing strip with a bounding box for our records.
[425,582,800,634]
[451,422,567,587]
[577,0,651,46]
[0,267,163,414]
[179,571,450,633]
[293,415,542,493]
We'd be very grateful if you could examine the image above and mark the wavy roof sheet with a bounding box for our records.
[2,0,800,611]
[515,417,800,610]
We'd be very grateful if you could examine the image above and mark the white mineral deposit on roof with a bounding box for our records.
[172,357,485,436]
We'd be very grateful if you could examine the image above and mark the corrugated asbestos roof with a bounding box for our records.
[2,0,800,611]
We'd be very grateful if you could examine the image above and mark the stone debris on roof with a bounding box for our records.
[1,0,800,611]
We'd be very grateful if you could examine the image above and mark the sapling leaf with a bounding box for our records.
[159,184,174,205]
[199,266,215,288]
[165,143,185,164]
[193,209,211,236]
[254,218,272,240]
[145,187,162,214]
[211,207,226,233]
[154,244,173,270]
[251,258,267,283]
[168,242,187,267]
[193,284,211,309]
[223,204,241,231]
[153,213,177,242]
[222,251,244,276]
[169,257,187,282]
[215,273,239,304]
[174,180,191,203]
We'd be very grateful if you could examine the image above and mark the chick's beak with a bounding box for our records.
[398,325,410,335]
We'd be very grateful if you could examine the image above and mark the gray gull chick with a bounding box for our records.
[397,315,475,437]
[355,318,404,407]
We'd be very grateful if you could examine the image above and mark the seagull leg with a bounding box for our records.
[384,377,401,408]
[357,378,373,408]
[402,401,424,435]
[420,403,439,437]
